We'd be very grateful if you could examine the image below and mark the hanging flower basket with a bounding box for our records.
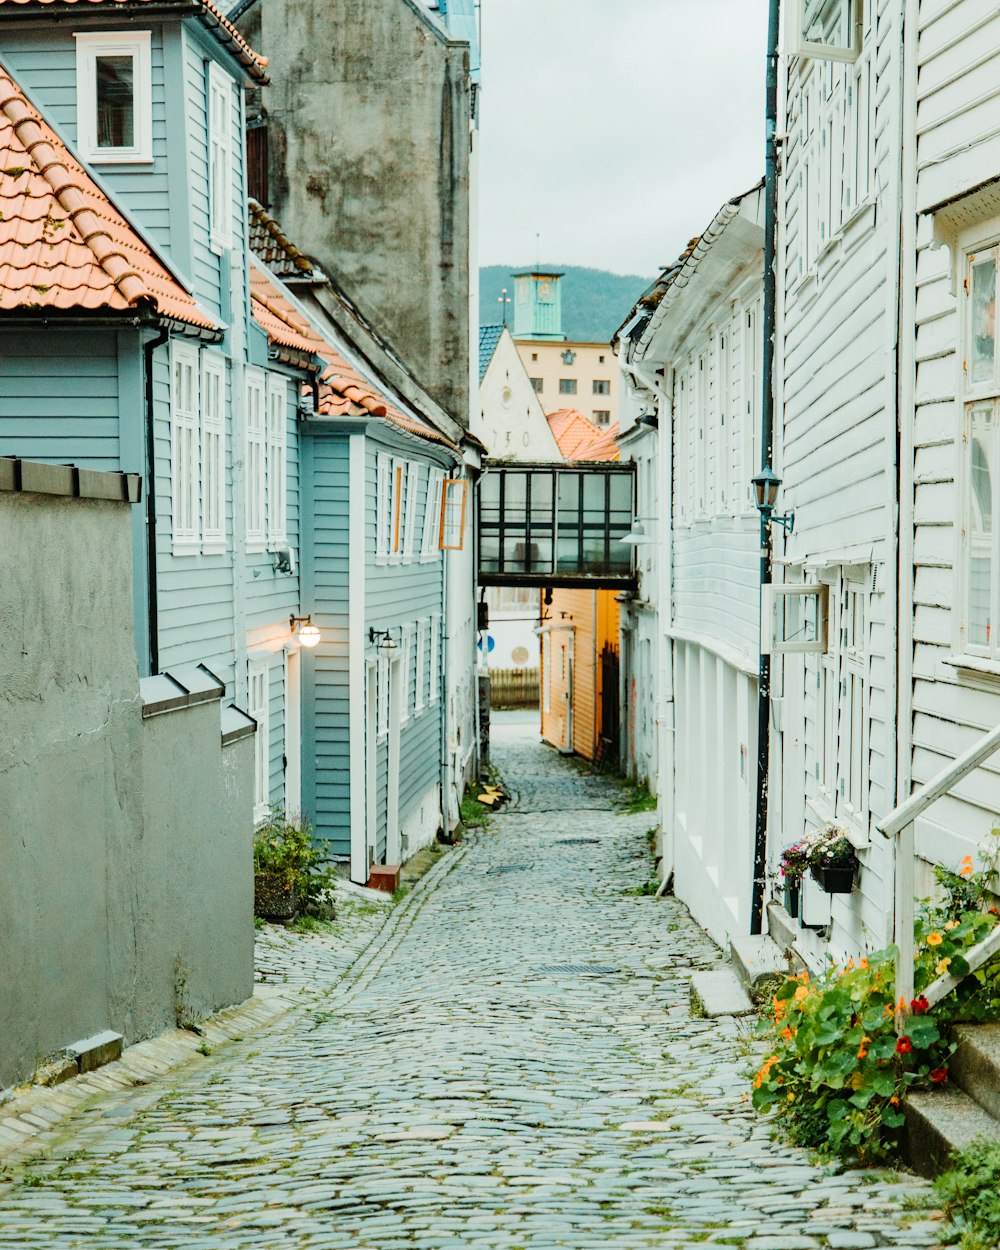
[810,862,855,894]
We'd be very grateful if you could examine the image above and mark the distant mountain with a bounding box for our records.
[480,265,654,345]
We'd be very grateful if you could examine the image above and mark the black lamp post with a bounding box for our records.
[751,465,794,534]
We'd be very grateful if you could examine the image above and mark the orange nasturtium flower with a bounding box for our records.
[859,956,869,969]
[960,854,975,878]
[781,1026,795,1042]
[926,931,943,947]
[936,957,952,976]
[793,985,810,1004]
[857,1036,871,1059]
[945,920,960,931]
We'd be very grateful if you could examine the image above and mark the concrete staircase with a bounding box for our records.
[730,901,1000,1178]
[907,1023,1000,1177]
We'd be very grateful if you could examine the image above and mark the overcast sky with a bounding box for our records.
[478,0,769,277]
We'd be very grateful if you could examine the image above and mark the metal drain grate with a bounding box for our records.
[536,964,621,975]
[486,863,533,875]
[554,838,600,845]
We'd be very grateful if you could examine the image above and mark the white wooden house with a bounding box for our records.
[617,186,765,948]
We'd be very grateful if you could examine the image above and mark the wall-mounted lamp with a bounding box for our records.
[751,465,795,535]
[290,615,321,648]
[368,627,398,652]
[619,518,656,546]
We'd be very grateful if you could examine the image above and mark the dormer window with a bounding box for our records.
[75,32,152,164]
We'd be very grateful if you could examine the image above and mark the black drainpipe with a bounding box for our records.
[143,326,170,675]
[751,0,782,936]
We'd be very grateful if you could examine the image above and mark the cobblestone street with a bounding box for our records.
[0,715,943,1249]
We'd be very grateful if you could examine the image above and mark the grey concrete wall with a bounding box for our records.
[242,0,471,425]
[0,489,253,1091]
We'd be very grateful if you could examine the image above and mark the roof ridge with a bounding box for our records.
[1,85,152,307]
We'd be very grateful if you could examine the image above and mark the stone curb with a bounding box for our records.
[0,840,468,1169]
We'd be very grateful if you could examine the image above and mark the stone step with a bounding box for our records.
[950,1022,1000,1121]
[689,968,754,1018]
[905,1084,1000,1178]
[729,934,787,996]
[765,900,799,955]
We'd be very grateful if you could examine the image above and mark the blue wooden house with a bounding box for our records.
[0,0,316,825]
[248,239,470,882]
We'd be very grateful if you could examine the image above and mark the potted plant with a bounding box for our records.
[778,837,813,918]
[253,807,335,921]
[808,824,858,894]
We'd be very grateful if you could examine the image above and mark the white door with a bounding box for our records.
[387,653,402,864]
[362,660,377,882]
[285,649,301,818]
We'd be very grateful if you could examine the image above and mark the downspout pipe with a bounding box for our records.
[752,0,781,935]
[143,326,170,676]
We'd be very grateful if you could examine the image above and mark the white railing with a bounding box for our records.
[877,722,1000,1024]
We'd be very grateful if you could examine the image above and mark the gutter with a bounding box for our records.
[751,0,781,935]
[143,326,171,676]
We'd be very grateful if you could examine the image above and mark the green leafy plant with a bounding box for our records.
[809,823,858,871]
[935,1138,1000,1249]
[459,790,491,829]
[619,779,656,814]
[752,835,1000,1163]
[253,807,335,913]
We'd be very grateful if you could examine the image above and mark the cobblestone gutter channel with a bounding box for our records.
[0,715,944,1248]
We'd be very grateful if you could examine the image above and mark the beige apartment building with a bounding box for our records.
[510,270,623,428]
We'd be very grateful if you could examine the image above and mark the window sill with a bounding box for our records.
[943,653,1000,685]
[86,152,154,166]
[172,540,201,557]
[246,541,266,556]
[202,541,227,557]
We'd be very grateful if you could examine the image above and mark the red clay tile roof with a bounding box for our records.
[249,263,456,449]
[546,408,620,463]
[0,67,217,330]
[248,199,323,282]
[0,0,268,83]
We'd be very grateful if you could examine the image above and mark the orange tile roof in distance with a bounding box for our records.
[0,69,217,329]
[0,0,268,83]
[249,264,456,449]
[546,408,620,463]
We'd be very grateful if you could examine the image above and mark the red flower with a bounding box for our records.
[910,995,930,1014]
[931,1067,948,1084]
[896,1036,913,1054]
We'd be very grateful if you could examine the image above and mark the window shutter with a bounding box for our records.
[171,342,200,552]
[208,62,232,251]
[245,369,266,548]
[404,462,421,560]
[266,377,287,547]
[201,353,226,552]
[376,453,391,561]
[249,662,269,822]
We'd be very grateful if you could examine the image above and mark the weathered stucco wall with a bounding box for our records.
[242,0,471,424]
[0,485,253,1091]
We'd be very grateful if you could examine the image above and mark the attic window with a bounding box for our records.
[75,32,152,163]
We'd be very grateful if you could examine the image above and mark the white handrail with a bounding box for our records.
[876,721,1000,1028]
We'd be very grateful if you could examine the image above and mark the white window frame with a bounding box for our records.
[75,31,153,164]
[266,375,288,549]
[958,242,1000,661]
[248,659,270,823]
[789,0,863,64]
[207,60,233,252]
[376,452,392,564]
[201,352,226,554]
[403,461,421,562]
[400,626,413,724]
[839,577,868,830]
[422,468,444,561]
[740,299,761,513]
[390,458,405,565]
[762,584,830,654]
[429,614,440,704]
[695,352,708,517]
[245,367,267,552]
[440,479,468,550]
[170,340,200,555]
[415,617,429,712]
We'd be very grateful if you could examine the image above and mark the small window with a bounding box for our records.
[598,354,606,364]
[762,584,830,654]
[559,379,577,396]
[790,0,863,63]
[530,378,544,394]
[208,62,233,251]
[422,468,444,562]
[593,410,611,426]
[75,32,152,164]
[531,352,538,362]
[593,379,611,395]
